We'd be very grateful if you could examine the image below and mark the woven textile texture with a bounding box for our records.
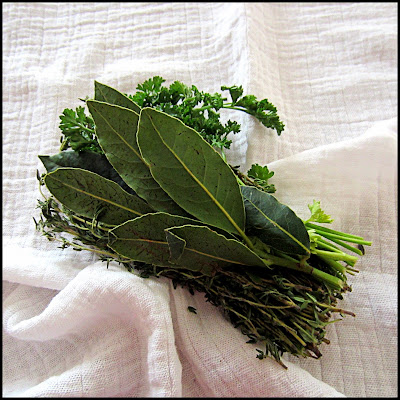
[3,2,397,397]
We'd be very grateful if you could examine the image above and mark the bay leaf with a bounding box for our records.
[86,100,187,215]
[241,186,310,255]
[137,107,245,234]
[44,167,153,225]
[108,212,206,267]
[39,151,136,195]
[165,225,266,275]
[94,81,141,113]
[164,230,186,262]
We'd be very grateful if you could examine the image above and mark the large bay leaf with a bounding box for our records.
[241,186,310,255]
[137,107,245,234]
[165,225,266,275]
[44,167,153,225]
[39,151,135,195]
[108,212,206,268]
[94,81,141,113]
[86,100,186,215]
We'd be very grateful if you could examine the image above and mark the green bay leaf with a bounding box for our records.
[86,100,187,215]
[241,186,310,255]
[94,81,141,113]
[137,107,245,234]
[164,229,186,262]
[39,151,136,195]
[166,225,267,275]
[44,167,153,225]
[108,212,206,268]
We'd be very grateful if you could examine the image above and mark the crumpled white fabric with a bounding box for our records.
[3,2,397,397]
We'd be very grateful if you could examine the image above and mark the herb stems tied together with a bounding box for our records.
[35,77,371,368]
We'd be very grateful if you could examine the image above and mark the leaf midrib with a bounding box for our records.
[145,111,244,235]
[89,102,143,162]
[115,236,244,265]
[246,196,310,254]
[47,175,143,216]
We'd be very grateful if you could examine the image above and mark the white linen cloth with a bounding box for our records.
[3,2,397,397]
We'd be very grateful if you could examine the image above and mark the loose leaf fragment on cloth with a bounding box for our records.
[94,81,141,112]
[137,107,245,234]
[86,100,186,215]
[241,186,310,255]
[44,167,153,225]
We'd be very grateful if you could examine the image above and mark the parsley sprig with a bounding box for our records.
[128,76,284,150]
[59,106,99,153]
[58,76,284,153]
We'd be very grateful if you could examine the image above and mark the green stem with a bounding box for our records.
[319,236,365,256]
[64,118,95,134]
[49,235,130,261]
[259,253,345,290]
[313,230,372,246]
[314,302,356,317]
[292,321,317,344]
[316,254,348,275]
[305,222,366,241]
[313,238,343,253]
[311,248,358,265]
[194,101,231,112]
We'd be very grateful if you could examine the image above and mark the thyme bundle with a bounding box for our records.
[34,78,371,368]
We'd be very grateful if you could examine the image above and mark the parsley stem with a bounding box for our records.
[312,230,371,246]
[258,253,345,290]
[319,236,365,256]
[316,254,348,274]
[305,222,365,240]
[313,238,344,253]
[311,249,358,265]
[64,120,95,134]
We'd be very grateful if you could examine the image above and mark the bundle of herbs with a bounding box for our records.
[34,77,371,368]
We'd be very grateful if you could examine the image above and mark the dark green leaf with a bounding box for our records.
[86,100,187,215]
[221,85,243,103]
[247,163,274,182]
[108,212,207,269]
[241,186,310,255]
[39,151,135,195]
[137,107,246,234]
[44,168,153,225]
[94,81,141,113]
[59,107,100,153]
[164,229,186,262]
[165,225,266,273]
[247,163,276,193]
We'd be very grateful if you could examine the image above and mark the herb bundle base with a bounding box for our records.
[34,78,371,368]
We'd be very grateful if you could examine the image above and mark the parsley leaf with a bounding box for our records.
[221,86,285,135]
[247,163,276,193]
[59,106,101,153]
[306,200,334,224]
